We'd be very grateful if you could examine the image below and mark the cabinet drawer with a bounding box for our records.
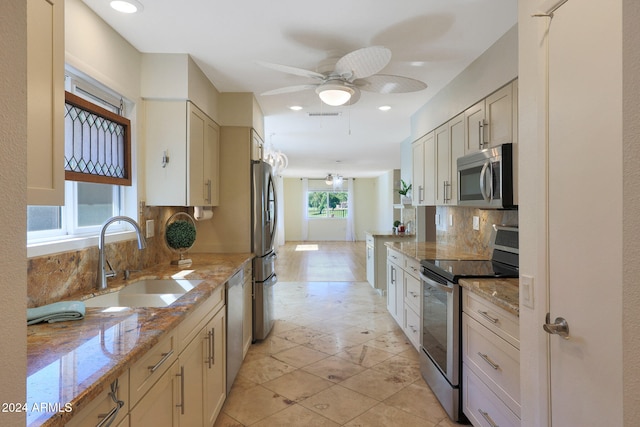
[387,248,402,266]
[463,364,520,427]
[130,330,177,406]
[177,286,224,352]
[463,313,520,417]
[67,371,129,427]
[404,273,421,314]
[463,290,519,349]
[404,256,421,279]
[404,305,421,351]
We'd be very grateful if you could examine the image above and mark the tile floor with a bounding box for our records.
[214,281,464,426]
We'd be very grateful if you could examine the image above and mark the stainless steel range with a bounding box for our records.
[419,225,519,422]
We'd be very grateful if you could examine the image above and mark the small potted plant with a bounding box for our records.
[398,179,412,204]
[165,212,197,265]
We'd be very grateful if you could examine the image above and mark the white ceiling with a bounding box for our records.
[82,0,517,178]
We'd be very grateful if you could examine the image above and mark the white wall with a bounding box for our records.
[400,24,518,179]
[0,2,27,424]
[282,176,383,241]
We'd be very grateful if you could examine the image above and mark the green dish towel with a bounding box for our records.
[27,301,86,325]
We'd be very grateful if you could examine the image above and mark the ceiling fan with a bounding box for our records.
[258,46,427,106]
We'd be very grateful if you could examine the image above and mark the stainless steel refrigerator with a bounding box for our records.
[251,160,278,340]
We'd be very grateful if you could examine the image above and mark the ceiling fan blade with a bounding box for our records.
[256,61,325,80]
[334,46,391,80]
[356,74,427,94]
[260,84,318,96]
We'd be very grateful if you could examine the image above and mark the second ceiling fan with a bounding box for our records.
[259,46,427,106]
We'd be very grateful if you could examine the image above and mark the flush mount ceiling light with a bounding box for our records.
[325,174,334,186]
[110,0,144,13]
[315,80,355,107]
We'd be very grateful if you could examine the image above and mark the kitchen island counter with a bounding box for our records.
[26,252,252,427]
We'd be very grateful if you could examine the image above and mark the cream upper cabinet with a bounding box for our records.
[411,131,435,206]
[464,99,486,155]
[449,113,465,205]
[434,123,450,205]
[27,0,64,206]
[146,101,219,207]
[464,81,517,155]
[485,82,514,147]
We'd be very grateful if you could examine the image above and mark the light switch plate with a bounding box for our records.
[146,220,155,238]
[435,214,440,225]
[472,216,480,230]
[521,274,534,309]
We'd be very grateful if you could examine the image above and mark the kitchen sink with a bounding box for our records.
[83,279,203,308]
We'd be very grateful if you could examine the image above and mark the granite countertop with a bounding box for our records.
[459,278,520,316]
[386,241,519,315]
[384,241,487,262]
[366,230,416,238]
[26,252,252,427]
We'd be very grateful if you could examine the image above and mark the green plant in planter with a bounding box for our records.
[166,220,196,249]
[393,220,401,228]
[398,179,412,196]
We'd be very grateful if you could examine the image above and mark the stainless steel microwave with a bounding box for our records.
[457,143,515,209]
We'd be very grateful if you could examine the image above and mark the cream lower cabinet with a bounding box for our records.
[462,288,520,427]
[128,287,226,427]
[386,248,404,325]
[242,263,253,358]
[387,249,423,352]
[66,372,130,427]
[402,257,422,351]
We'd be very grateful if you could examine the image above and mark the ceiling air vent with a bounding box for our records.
[307,112,342,117]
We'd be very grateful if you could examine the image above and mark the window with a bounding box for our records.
[307,191,349,218]
[27,70,134,248]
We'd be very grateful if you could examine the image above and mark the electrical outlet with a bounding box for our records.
[472,216,480,230]
[146,220,155,238]
[521,274,534,309]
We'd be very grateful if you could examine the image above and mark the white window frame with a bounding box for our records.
[306,190,349,219]
[27,67,138,258]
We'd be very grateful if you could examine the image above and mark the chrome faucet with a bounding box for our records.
[97,216,147,290]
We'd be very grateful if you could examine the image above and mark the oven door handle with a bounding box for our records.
[420,272,454,294]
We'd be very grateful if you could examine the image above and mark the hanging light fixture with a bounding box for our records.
[315,80,355,106]
[333,175,344,187]
[325,174,334,186]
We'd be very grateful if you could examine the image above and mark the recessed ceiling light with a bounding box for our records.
[378,105,392,111]
[289,105,303,111]
[110,0,144,14]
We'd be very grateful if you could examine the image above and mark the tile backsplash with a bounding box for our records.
[434,206,518,257]
[27,206,189,307]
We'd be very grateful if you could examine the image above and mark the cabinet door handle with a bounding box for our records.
[210,327,216,365]
[147,350,174,373]
[478,120,487,149]
[478,409,499,427]
[96,379,125,427]
[176,366,185,415]
[205,331,213,369]
[204,179,212,204]
[418,186,424,203]
[477,352,500,370]
[477,310,499,324]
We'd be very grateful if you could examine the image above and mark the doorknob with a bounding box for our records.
[543,312,570,339]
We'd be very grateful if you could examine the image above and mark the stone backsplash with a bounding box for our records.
[434,205,518,257]
[27,206,190,307]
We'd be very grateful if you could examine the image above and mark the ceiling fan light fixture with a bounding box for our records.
[316,81,354,106]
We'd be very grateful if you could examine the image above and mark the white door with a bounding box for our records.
[545,0,623,425]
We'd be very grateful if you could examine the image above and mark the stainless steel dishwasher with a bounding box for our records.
[226,268,244,394]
